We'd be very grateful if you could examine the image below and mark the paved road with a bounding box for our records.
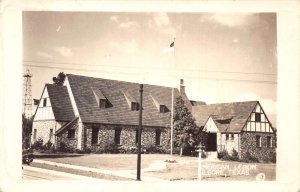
[22,165,105,181]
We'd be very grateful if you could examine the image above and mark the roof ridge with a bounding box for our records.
[194,100,258,107]
[66,73,176,89]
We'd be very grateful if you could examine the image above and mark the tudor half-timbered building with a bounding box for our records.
[192,101,276,161]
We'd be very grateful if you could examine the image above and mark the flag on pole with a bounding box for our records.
[170,41,174,47]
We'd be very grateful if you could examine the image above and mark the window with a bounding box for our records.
[91,128,99,145]
[155,130,161,145]
[33,129,37,140]
[43,98,47,107]
[99,99,107,108]
[49,129,53,140]
[267,136,272,148]
[159,105,168,113]
[256,135,262,147]
[131,102,139,111]
[115,129,121,145]
[231,134,234,141]
[255,113,261,122]
[67,129,75,139]
[225,134,229,141]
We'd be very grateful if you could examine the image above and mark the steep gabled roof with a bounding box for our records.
[46,84,75,121]
[66,74,182,127]
[211,115,232,132]
[192,101,258,132]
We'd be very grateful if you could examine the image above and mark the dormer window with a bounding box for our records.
[99,99,107,108]
[131,102,139,111]
[159,105,168,113]
[93,88,112,109]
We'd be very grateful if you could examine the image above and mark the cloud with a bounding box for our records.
[36,51,53,59]
[200,13,255,27]
[110,15,119,23]
[153,13,170,26]
[53,46,73,57]
[110,16,139,32]
[148,13,176,36]
[234,92,276,114]
[162,46,173,54]
[108,40,138,54]
[118,18,139,32]
[233,37,239,43]
[124,40,137,54]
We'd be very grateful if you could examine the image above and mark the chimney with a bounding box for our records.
[180,79,185,95]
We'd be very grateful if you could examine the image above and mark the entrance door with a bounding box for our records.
[207,133,217,151]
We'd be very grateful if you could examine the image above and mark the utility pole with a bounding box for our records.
[137,84,143,181]
[23,69,33,119]
[170,87,174,156]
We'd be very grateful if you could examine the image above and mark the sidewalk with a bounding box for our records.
[33,159,164,181]
[23,165,106,181]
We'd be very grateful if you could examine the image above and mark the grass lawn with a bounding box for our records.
[144,161,276,181]
[34,153,197,170]
[33,153,275,181]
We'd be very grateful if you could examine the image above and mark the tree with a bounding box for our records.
[173,96,199,156]
[22,114,33,149]
[52,72,66,85]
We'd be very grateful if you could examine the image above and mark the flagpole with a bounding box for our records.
[170,37,175,157]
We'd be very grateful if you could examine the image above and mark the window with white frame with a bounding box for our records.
[256,135,262,147]
[267,136,272,148]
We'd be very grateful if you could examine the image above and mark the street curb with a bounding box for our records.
[23,165,107,181]
[33,159,164,181]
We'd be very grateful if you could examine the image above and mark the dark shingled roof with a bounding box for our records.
[46,84,75,122]
[55,117,79,135]
[66,74,188,127]
[192,101,258,132]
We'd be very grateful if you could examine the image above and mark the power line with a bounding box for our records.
[23,60,277,76]
[24,64,277,85]
[23,64,136,76]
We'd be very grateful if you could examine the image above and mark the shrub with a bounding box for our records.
[31,138,44,150]
[230,149,239,161]
[201,151,207,158]
[75,148,91,154]
[43,140,53,150]
[143,145,165,154]
[104,141,118,154]
[218,150,230,160]
[58,141,74,153]
[242,152,259,163]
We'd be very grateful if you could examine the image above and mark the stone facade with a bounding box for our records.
[84,123,169,152]
[56,122,78,150]
[240,132,276,161]
[32,120,63,144]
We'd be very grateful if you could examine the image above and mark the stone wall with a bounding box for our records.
[56,122,78,150]
[84,123,169,152]
[32,120,58,144]
[240,132,276,161]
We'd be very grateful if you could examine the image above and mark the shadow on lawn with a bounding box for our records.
[33,153,84,159]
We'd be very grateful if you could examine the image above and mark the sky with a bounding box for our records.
[22,11,277,126]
